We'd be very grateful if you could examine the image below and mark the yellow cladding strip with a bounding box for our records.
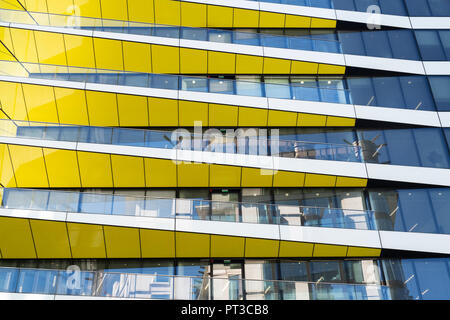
[0,81,356,127]
[0,216,380,259]
[19,0,336,28]
[0,144,368,188]
[0,27,345,75]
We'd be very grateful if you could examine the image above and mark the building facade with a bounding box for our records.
[0,0,449,300]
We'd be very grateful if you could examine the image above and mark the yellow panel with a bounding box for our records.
[117,94,149,127]
[179,100,209,127]
[263,57,291,74]
[144,158,177,187]
[181,2,206,27]
[148,97,178,126]
[297,113,327,127]
[313,244,348,257]
[176,232,210,258]
[67,223,106,258]
[24,0,47,12]
[207,5,233,28]
[100,0,128,21]
[0,144,16,187]
[285,14,311,28]
[245,238,279,258]
[104,226,141,258]
[43,148,81,188]
[85,90,119,126]
[0,81,28,121]
[9,144,48,188]
[180,48,207,74]
[9,28,38,63]
[0,43,15,61]
[0,0,24,10]
[46,0,74,14]
[0,217,36,258]
[311,18,337,28]
[208,51,236,74]
[122,41,152,73]
[210,164,241,187]
[22,83,58,122]
[211,235,245,258]
[291,60,319,74]
[73,0,101,18]
[209,104,238,127]
[34,31,67,65]
[93,37,123,71]
[30,219,71,258]
[304,173,336,187]
[268,110,297,127]
[236,54,263,74]
[318,64,346,74]
[326,116,356,127]
[111,154,145,188]
[140,229,175,258]
[241,167,273,187]
[259,11,285,28]
[347,247,381,257]
[335,177,368,188]
[152,45,180,74]
[273,170,305,187]
[279,241,314,257]
[177,162,209,187]
[127,0,154,23]
[233,8,259,28]
[77,151,113,188]
[238,107,267,127]
[64,34,96,68]
[54,87,89,125]
[154,0,180,25]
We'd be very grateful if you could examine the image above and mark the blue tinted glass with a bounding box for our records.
[415,31,446,61]
[111,128,145,146]
[429,189,450,234]
[236,80,263,97]
[429,76,450,111]
[411,259,450,300]
[399,76,435,111]
[362,31,392,58]
[383,129,421,167]
[233,31,260,46]
[388,30,420,60]
[262,35,288,49]
[181,77,208,92]
[338,31,366,56]
[397,190,438,233]
[0,268,19,292]
[97,74,118,85]
[181,27,208,41]
[288,37,313,51]
[372,77,405,108]
[152,27,180,38]
[118,73,149,87]
[209,79,234,94]
[88,127,113,144]
[150,74,178,90]
[413,128,450,169]
[347,78,377,106]
[438,30,450,60]
[291,84,320,102]
[145,130,174,149]
[16,269,58,294]
[79,193,113,214]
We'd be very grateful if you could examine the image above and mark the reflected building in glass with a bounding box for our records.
[0,0,449,300]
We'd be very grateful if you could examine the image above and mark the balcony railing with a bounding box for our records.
[0,267,392,300]
[0,8,342,54]
[0,188,377,230]
[0,119,363,163]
